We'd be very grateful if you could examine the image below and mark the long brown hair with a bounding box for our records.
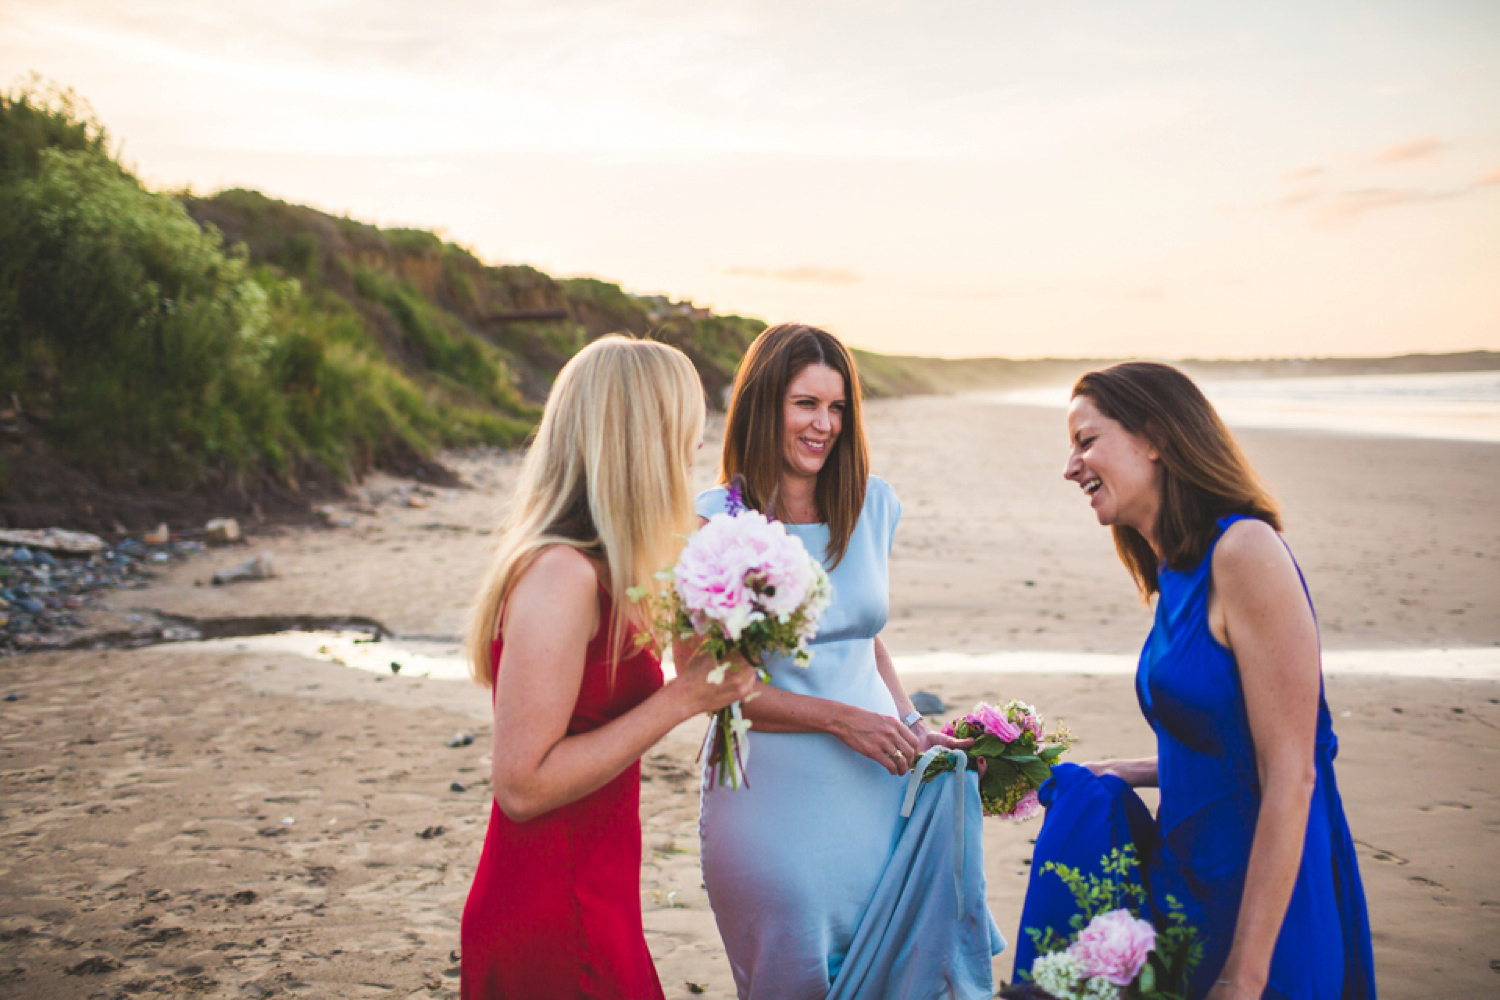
[720,323,869,568]
[1072,362,1280,598]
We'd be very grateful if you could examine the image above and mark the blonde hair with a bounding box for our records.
[466,335,706,686]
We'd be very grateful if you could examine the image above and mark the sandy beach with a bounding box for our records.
[2,394,1497,999]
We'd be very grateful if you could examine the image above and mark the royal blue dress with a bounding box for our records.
[1014,516,1376,999]
[697,477,1004,1000]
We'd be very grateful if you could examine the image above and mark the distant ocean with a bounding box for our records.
[986,370,1500,443]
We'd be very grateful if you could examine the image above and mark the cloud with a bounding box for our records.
[1375,136,1444,164]
[722,266,863,286]
[1313,186,1458,225]
[1479,167,1500,186]
[1280,166,1323,181]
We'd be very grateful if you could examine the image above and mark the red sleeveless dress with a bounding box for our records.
[461,591,666,1000]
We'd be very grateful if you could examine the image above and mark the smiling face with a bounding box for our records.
[781,363,845,480]
[1064,395,1163,541]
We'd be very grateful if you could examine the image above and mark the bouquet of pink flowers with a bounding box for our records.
[922,699,1073,818]
[1004,848,1202,1000]
[637,478,832,788]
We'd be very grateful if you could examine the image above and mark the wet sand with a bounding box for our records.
[1,395,1497,998]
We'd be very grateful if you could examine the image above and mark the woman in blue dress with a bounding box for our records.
[1014,362,1376,1000]
[697,323,1003,1000]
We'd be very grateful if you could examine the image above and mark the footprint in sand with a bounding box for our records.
[1354,839,1408,865]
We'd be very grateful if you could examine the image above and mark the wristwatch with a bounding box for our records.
[902,710,923,729]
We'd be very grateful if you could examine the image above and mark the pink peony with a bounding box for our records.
[1068,909,1157,986]
[997,788,1042,821]
[972,703,1022,743]
[673,511,817,640]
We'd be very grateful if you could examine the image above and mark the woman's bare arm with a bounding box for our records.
[489,546,756,822]
[1205,519,1322,1000]
[1083,757,1159,787]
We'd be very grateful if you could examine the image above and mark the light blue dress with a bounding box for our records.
[696,477,1003,1000]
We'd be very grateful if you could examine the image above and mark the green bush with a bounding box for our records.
[0,81,532,490]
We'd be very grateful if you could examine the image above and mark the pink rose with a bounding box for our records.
[1069,909,1156,986]
[973,703,1022,742]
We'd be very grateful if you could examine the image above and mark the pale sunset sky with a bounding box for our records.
[3,0,1497,358]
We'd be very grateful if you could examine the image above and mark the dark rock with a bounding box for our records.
[910,690,947,715]
[449,781,466,793]
[417,826,445,839]
[446,732,473,747]
[65,955,122,975]
[228,890,258,905]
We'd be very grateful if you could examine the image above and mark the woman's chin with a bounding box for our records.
[787,455,828,478]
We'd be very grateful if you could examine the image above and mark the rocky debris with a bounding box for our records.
[910,690,947,715]
[204,517,241,545]
[315,505,357,528]
[0,536,205,655]
[361,484,440,509]
[64,955,123,976]
[0,527,105,554]
[210,552,275,586]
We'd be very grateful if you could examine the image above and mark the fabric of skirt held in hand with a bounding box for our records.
[696,478,1005,1000]
[460,588,666,1000]
[1015,516,1377,1000]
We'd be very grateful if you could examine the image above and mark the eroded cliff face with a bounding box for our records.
[183,189,760,407]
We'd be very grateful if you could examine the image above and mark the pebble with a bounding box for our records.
[210,552,275,586]
[910,690,947,715]
[0,532,209,655]
[446,732,474,747]
[449,782,467,793]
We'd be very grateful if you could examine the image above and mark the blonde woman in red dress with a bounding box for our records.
[460,336,757,999]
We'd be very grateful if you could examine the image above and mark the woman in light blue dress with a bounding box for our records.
[697,323,1004,1000]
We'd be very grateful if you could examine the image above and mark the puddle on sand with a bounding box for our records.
[194,631,473,681]
[185,632,1500,682]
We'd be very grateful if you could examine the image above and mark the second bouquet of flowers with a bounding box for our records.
[636,480,832,788]
[922,700,1074,818]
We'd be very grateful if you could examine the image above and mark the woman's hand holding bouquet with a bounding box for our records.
[922,699,1074,819]
[635,478,832,788]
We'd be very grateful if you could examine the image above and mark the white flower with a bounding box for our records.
[1031,949,1083,998]
[1081,975,1124,1000]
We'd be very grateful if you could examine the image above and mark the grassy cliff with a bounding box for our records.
[0,83,762,531]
